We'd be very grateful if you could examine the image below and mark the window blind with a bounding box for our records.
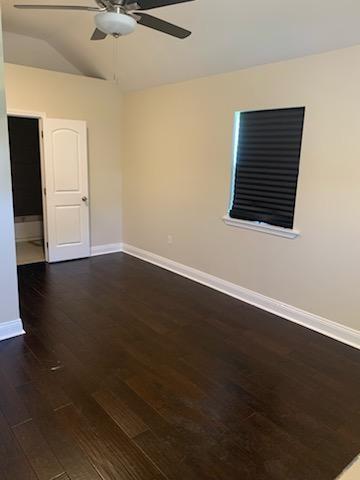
[230,107,305,229]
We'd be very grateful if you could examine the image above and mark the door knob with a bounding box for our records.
[82,196,88,202]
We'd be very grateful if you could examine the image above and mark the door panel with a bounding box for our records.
[43,119,90,262]
[53,129,80,192]
[55,205,82,245]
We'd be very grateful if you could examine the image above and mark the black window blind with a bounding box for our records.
[230,107,305,229]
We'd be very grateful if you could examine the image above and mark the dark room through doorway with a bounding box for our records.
[8,115,45,265]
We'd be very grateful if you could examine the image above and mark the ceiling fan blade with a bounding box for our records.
[91,28,107,40]
[14,4,101,11]
[132,0,194,10]
[136,12,191,38]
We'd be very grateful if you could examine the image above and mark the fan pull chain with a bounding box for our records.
[112,36,121,84]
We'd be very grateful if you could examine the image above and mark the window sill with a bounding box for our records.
[222,215,300,239]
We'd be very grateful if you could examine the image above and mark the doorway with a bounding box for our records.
[8,115,46,265]
[8,112,90,265]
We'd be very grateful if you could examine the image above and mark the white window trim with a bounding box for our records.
[223,215,300,239]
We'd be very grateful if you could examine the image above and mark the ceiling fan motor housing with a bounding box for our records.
[95,11,137,36]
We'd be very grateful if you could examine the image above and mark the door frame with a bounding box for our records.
[7,109,49,262]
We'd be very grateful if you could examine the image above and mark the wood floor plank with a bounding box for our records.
[0,411,38,480]
[16,382,104,480]
[0,367,32,427]
[12,419,64,480]
[57,403,165,480]
[104,377,188,452]
[93,388,149,439]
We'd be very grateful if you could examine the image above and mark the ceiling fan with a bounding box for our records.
[14,0,194,40]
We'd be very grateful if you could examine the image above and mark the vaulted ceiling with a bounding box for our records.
[3,0,360,91]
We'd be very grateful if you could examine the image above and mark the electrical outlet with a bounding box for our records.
[167,235,173,245]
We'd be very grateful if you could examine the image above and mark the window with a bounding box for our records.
[229,107,305,231]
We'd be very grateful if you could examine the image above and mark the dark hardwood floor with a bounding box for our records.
[1,253,359,480]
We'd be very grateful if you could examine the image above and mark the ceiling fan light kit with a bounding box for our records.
[14,0,194,41]
[95,11,136,36]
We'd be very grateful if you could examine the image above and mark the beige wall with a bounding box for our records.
[123,45,360,331]
[0,26,20,324]
[5,63,123,248]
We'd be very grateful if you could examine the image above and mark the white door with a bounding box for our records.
[43,118,90,262]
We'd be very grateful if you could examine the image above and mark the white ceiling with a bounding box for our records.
[3,0,360,91]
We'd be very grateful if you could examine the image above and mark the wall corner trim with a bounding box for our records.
[0,319,25,342]
[90,243,123,257]
[122,243,360,351]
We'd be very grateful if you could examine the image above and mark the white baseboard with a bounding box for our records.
[0,319,25,342]
[122,244,360,350]
[91,243,123,257]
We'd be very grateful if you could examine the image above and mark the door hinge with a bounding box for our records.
[43,187,46,195]
[41,130,44,138]
[46,241,48,249]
